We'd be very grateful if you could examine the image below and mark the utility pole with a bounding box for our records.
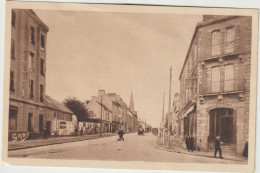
[168,66,172,147]
[100,95,103,136]
[162,92,165,144]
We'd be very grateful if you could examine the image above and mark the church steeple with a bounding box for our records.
[129,90,135,112]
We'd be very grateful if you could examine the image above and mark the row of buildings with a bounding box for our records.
[85,90,139,134]
[8,9,140,140]
[170,15,251,153]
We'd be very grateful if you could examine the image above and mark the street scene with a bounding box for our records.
[6,7,252,166]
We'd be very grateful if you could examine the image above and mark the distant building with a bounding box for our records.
[86,90,113,133]
[177,15,251,153]
[171,93,179,136]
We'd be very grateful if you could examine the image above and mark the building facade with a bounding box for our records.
[177,15,251,153]
[86,90,113,133]
[8,10,74,140]
[9,9,49,139]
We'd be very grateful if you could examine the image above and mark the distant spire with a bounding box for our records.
[129,90,135,112]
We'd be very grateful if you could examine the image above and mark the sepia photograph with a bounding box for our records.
[1,1,258,172]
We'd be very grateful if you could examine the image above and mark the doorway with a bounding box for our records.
[39,114,44,136]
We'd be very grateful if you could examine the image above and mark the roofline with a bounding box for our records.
[24,9,49,32]
[178,16,238,80]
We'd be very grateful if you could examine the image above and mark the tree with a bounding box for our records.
[63,96,94,121]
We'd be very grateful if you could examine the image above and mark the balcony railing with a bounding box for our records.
[199,78,245,95]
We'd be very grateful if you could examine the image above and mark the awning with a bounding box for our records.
[180,104,195,119]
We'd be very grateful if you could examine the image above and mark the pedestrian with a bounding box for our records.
[74,127,78,136]
[118,130,124,141]
[80,128,83,136]
[190,135,194,152]
[242,140,248,158]
[43,126,48,140]
[185,135,190,152]
[214,136,223,158]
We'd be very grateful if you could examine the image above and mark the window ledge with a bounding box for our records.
[199,90,244,97]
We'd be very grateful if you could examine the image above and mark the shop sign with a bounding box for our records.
[206,103,236,112]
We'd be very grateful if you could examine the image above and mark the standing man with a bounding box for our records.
[43,126,47,140]
[185,135,190,152]
[214,136,223,158]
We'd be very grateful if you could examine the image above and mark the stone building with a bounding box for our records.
[9,9,49,138]
[86,90,113,133]
[177,15,251,153]
[8,10,75,139]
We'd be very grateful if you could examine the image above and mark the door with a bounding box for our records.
[39,114,44,136]
[220,117,233,143]
[28,113,33,132]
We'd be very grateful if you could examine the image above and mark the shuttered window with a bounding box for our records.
[212,30,221,56]
[224,64,234,91]
[211,66,220,92]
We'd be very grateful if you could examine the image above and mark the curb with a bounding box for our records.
[8,134,117,151]
[154,146,247,163]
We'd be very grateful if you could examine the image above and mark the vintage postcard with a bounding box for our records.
[1,1,258,172]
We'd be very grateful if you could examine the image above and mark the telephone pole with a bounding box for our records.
[167,66,172,147]
[162,92,165,144]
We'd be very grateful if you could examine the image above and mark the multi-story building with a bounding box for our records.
[9,9,49,138]
[86,90,113,133]
[177,15,251,153]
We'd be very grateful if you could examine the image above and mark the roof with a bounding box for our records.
[24,9,49,32]
[178,16,238,79]
[45,95,73,114]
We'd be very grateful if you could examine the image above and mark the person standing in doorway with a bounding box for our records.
[214,136,223,158]
[190,135,195,152]
[185,135,190,152]
[43,126,47,140]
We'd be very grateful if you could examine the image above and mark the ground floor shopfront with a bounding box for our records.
[178,100,249,153]
[8,98,74,141]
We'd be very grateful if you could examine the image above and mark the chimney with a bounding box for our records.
[98,89,105,96]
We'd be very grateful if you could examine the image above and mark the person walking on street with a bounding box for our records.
[214,136,223,158]
[74,127,78,136]
[118,130,124,141]
[243,140,248,158]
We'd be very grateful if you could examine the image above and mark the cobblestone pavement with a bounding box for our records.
[8,133,247,164]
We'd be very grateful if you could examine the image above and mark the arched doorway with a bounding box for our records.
[209,108,235,144]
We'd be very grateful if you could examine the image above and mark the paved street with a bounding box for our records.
[8,133,246,164]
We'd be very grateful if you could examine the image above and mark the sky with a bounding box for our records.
[34,10,202,127]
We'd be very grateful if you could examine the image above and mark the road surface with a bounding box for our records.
[8,133,245,164]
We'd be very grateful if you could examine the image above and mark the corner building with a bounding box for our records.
[178,15,251,153]
[9,9,49,138]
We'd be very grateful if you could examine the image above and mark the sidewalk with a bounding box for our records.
[154,136,248,163]
[8,133,116,151]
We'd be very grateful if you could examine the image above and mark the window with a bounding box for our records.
[40,84,44,102]
[40,59,44,75]
[29,52,34,71]
[10,71,15,92]
[41,34,45,50]
[11,39,15,59]
[211,66,220,92]
[225,27,235,53]
[30,26,35,45]
[11,10,15,27]
[224,64,234,91]
[212,30,221,56]
[28,113,33,132]
[29,80,34,99]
